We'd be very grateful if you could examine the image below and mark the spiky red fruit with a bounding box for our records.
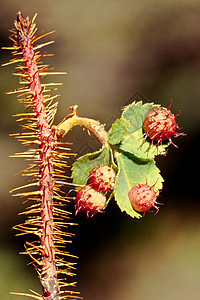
[88,165,116,194]
[128,183,160,213]
[74,185,107,217]
[143,105,182,147]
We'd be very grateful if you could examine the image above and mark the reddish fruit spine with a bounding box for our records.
[88,165,116,194]
[143,104,183,147]
[75,185,107,217]
[128,183,160,213]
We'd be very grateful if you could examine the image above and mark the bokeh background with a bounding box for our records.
[0,1,199,299]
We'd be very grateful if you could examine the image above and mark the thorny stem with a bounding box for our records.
[54,105,108,146]
[5,11,109,300]
[17,12,59,299]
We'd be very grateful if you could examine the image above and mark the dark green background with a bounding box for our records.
[0,1,199,299]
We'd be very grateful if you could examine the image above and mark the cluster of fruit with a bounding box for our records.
[74,165,116,217]
[74,104,182,217]
[74,165,160,217]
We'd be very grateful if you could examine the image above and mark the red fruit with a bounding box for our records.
[89,165,116,194]
[143,103,183,147]
[128,183,160,213]
[74,185,107,217]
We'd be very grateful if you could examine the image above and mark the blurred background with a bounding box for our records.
[0,0,199,299]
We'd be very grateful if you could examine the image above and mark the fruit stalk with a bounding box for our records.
[55,105,108,145]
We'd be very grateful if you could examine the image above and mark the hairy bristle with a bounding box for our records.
[3,12,79,299]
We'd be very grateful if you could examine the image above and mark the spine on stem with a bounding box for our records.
[3,12,79,300]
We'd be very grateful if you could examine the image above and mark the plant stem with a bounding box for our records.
[55,105,108,145]
[16,12,60,299]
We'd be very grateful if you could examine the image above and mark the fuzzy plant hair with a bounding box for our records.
[3,12,80,300]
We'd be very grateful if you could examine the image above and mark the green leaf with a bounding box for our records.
[119,101,170,159]
[108,118,130,145]
[72,145,112,188]
[114,151,164,219]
